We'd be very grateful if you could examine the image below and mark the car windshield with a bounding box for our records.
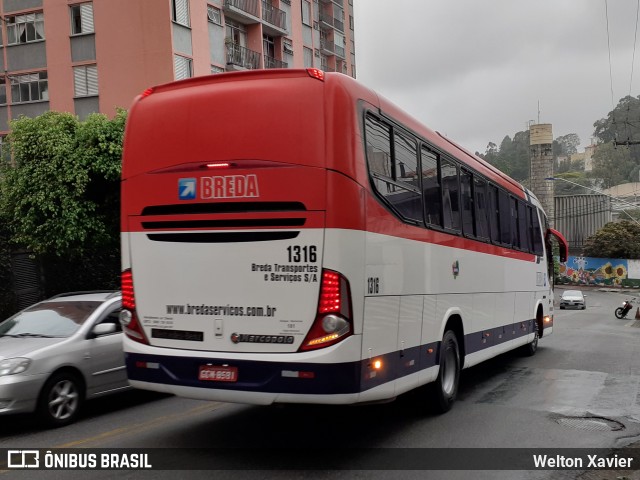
[563,291,582,298]
[0,301,102,338]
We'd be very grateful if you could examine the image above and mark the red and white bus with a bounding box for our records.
[120,69,568,412]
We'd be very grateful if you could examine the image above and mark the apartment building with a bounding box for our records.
[0,0,356,138]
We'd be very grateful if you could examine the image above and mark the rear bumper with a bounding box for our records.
[125,350,363,399]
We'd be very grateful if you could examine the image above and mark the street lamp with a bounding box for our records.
[545,177,640,226]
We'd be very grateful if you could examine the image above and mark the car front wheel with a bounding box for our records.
[37,372,84,428]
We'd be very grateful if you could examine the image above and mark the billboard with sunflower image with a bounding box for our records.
[557,256,632,286]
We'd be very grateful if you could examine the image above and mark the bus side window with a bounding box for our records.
[510,197,519,248]
[474,177,490,239]
[488,184,500,243]
[531,208,544,255]
[392,131,422,223]
[498,190,511,246]
[441,158,460,232]
[421,147,442,228]
[365,114,422,224]
[518,201,530,252]
[460,169,475,237]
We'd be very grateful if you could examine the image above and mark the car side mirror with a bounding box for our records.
[92,323,117,337]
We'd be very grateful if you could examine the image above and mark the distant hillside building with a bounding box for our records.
[570,144,597,172]
[0,0,356,142]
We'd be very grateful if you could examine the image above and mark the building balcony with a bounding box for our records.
[264,55,287,69]
[319,12,344,32]
[224,0,260,25]
[226,43,261,70]
[262,1,288,35]
[319,0,344,6]
[319,39,335,56]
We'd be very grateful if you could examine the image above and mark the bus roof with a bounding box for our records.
[125,69,527,199]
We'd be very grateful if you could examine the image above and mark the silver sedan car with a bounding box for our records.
[0,291,129,427]
[559,290,586,310]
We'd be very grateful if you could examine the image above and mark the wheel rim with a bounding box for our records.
[48,379,79,421]
[441,343,458,395]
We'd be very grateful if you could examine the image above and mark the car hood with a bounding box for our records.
[0,337,66,360]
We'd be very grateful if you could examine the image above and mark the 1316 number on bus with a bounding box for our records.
[287,245,317,263]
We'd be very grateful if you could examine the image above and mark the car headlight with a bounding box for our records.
[0,358,31,376]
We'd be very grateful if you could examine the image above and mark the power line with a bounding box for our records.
[605,0,616,112]
[630,0,640,97]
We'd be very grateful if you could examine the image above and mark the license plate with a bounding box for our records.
[198,365,238,382]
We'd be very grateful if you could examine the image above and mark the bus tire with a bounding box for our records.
[521,320,539,357]
[429,330,460,413]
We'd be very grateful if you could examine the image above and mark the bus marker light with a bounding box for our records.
[306,333,340,347]
[306,68,325,81]
[140,87,155,98]
[427,348,434,354]
[136,362,159,369]
[544,316,552,323]
[206,162,231,169]
[281,370,315,379]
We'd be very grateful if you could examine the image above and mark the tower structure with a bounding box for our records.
[529,123,554,226]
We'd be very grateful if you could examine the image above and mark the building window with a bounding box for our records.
[301,0,311,26]
[73,65,98,97]
[6,12,45,45]
[226,20,247,47]
[207,5,222,25]
[263,35,275,58]
[283,40,294,55]
[70,3,94,35]
[10,72,48,104]
[171,0,190,27]
[0,78,6,105]
[211,65,225,74]
[303,47,313,68]
[174,55,193,80]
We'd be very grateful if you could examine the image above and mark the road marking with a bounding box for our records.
[56,401,228,448]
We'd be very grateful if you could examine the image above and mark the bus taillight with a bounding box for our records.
[120,269,150,345]
[300,269,353,351]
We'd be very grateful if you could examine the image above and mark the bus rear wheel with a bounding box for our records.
[522,320,539,357]
[429,330,460,413]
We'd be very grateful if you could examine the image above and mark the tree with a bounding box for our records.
[0,110,126,257]
[553,133,581,157]
[593,95,640,178]
[583,220,640,259]
[479,130,530,181]
[590,142,636,188]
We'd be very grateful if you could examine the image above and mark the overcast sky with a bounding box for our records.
[353,0,640,155]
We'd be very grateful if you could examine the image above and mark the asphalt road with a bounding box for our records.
[1,288,639,479]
